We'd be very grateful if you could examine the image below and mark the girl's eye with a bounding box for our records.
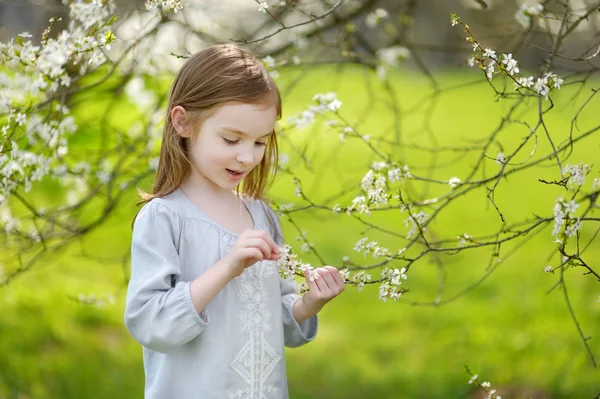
[223,138,238,145]
[255,142,267,147]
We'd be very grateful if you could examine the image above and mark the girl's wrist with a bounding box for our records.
[215,256,239,281]
[293,297,320,324]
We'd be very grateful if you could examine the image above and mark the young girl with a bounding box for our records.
[124,44,345,399]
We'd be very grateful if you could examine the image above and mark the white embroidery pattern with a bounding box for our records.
[225,233,281,399]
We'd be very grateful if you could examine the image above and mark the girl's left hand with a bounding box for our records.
[300,266,345,316]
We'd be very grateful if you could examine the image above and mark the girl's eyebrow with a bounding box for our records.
[222,127,273,138]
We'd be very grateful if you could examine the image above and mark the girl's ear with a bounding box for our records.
[171,106,192,137]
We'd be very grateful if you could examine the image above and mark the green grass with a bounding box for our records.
[1,65,599,398]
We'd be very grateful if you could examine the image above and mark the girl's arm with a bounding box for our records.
[125,201,209,353]
[188,229,279,313]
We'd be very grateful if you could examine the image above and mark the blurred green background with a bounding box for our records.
[1,65,599,399]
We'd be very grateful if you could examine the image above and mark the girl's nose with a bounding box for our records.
[236,150,254,165]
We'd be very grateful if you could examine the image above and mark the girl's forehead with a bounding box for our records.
[209,102,277,135]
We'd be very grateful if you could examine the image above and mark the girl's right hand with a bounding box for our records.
[223,229,280,278]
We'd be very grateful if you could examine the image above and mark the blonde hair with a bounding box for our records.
[137,44,281,207]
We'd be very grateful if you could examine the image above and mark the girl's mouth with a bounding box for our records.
[226,169,245,180]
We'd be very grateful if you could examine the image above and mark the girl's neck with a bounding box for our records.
[180,174,239,204]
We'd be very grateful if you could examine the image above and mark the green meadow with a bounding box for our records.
[1,66,599,398]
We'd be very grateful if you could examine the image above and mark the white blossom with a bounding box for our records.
[483,49,496,59]
[350,271,372,292]
[276,244,314,282]
[495,152,505,165]
[404,210,429,239]
[562,163,590,188]
[145,0,183,14]
[257,1,269,13]
[515,2,544,28]
[565,218,582,238]
[388,165,411,183]
[448,177,461,188]
[535,77,550,100]
[486,64,495,80]
[366,8,389,28]
[148,157,159,171]
[516,76,534,90]
[458,233,472,247]
[288,92,342,129]
[371,162,388,171]
[501,53,519,75]
[376,46,410,66]
[262,55,276,69]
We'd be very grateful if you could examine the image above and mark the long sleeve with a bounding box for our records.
[124,201,209,353]
[263,203,318,347]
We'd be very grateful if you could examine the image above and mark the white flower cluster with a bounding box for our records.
[344,163,409,216]
[292,177,303,197]
[458,233,472,247]
[448,177,461,188]
[145,0,183,15]
[0,206,19,234]
[77,293,116,308]
[467,374,501,399]
[276,244,315,293]
[376,45,410,67]
[388,165,412,183]
[593,178,600,191]
[515,2,544,28]
[350,270,372,292]
[346,195,370,215]
[404,210,429,239]
[454,15,563,101]
[337,125,355,143]
[262,55,280,79]
[287,92,342,129]
[365,8,389,28]
[125,77,157,110]
[353,237,391,259]
[562,163,591,189]
[552,196,582,239]
[276,203,294,217]
[378,267,407,302]
[474,50,562,100]
[361,169,390,208]
[0,0,117,197]
[257,0,269,13]
[495,152,505,165]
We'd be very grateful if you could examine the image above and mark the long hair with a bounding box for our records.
[137,44,281,207]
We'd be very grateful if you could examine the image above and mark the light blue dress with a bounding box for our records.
[124,188,318,399]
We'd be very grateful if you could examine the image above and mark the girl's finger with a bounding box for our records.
[316,268,336,290]
[243,238,272,259]
[259,230,280,255]
[324,266,345,289]
[241,248,264,265]
[305,270,319,291]
[312,270,329,292]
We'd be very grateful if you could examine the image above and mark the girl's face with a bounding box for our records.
[187,102,277,192]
